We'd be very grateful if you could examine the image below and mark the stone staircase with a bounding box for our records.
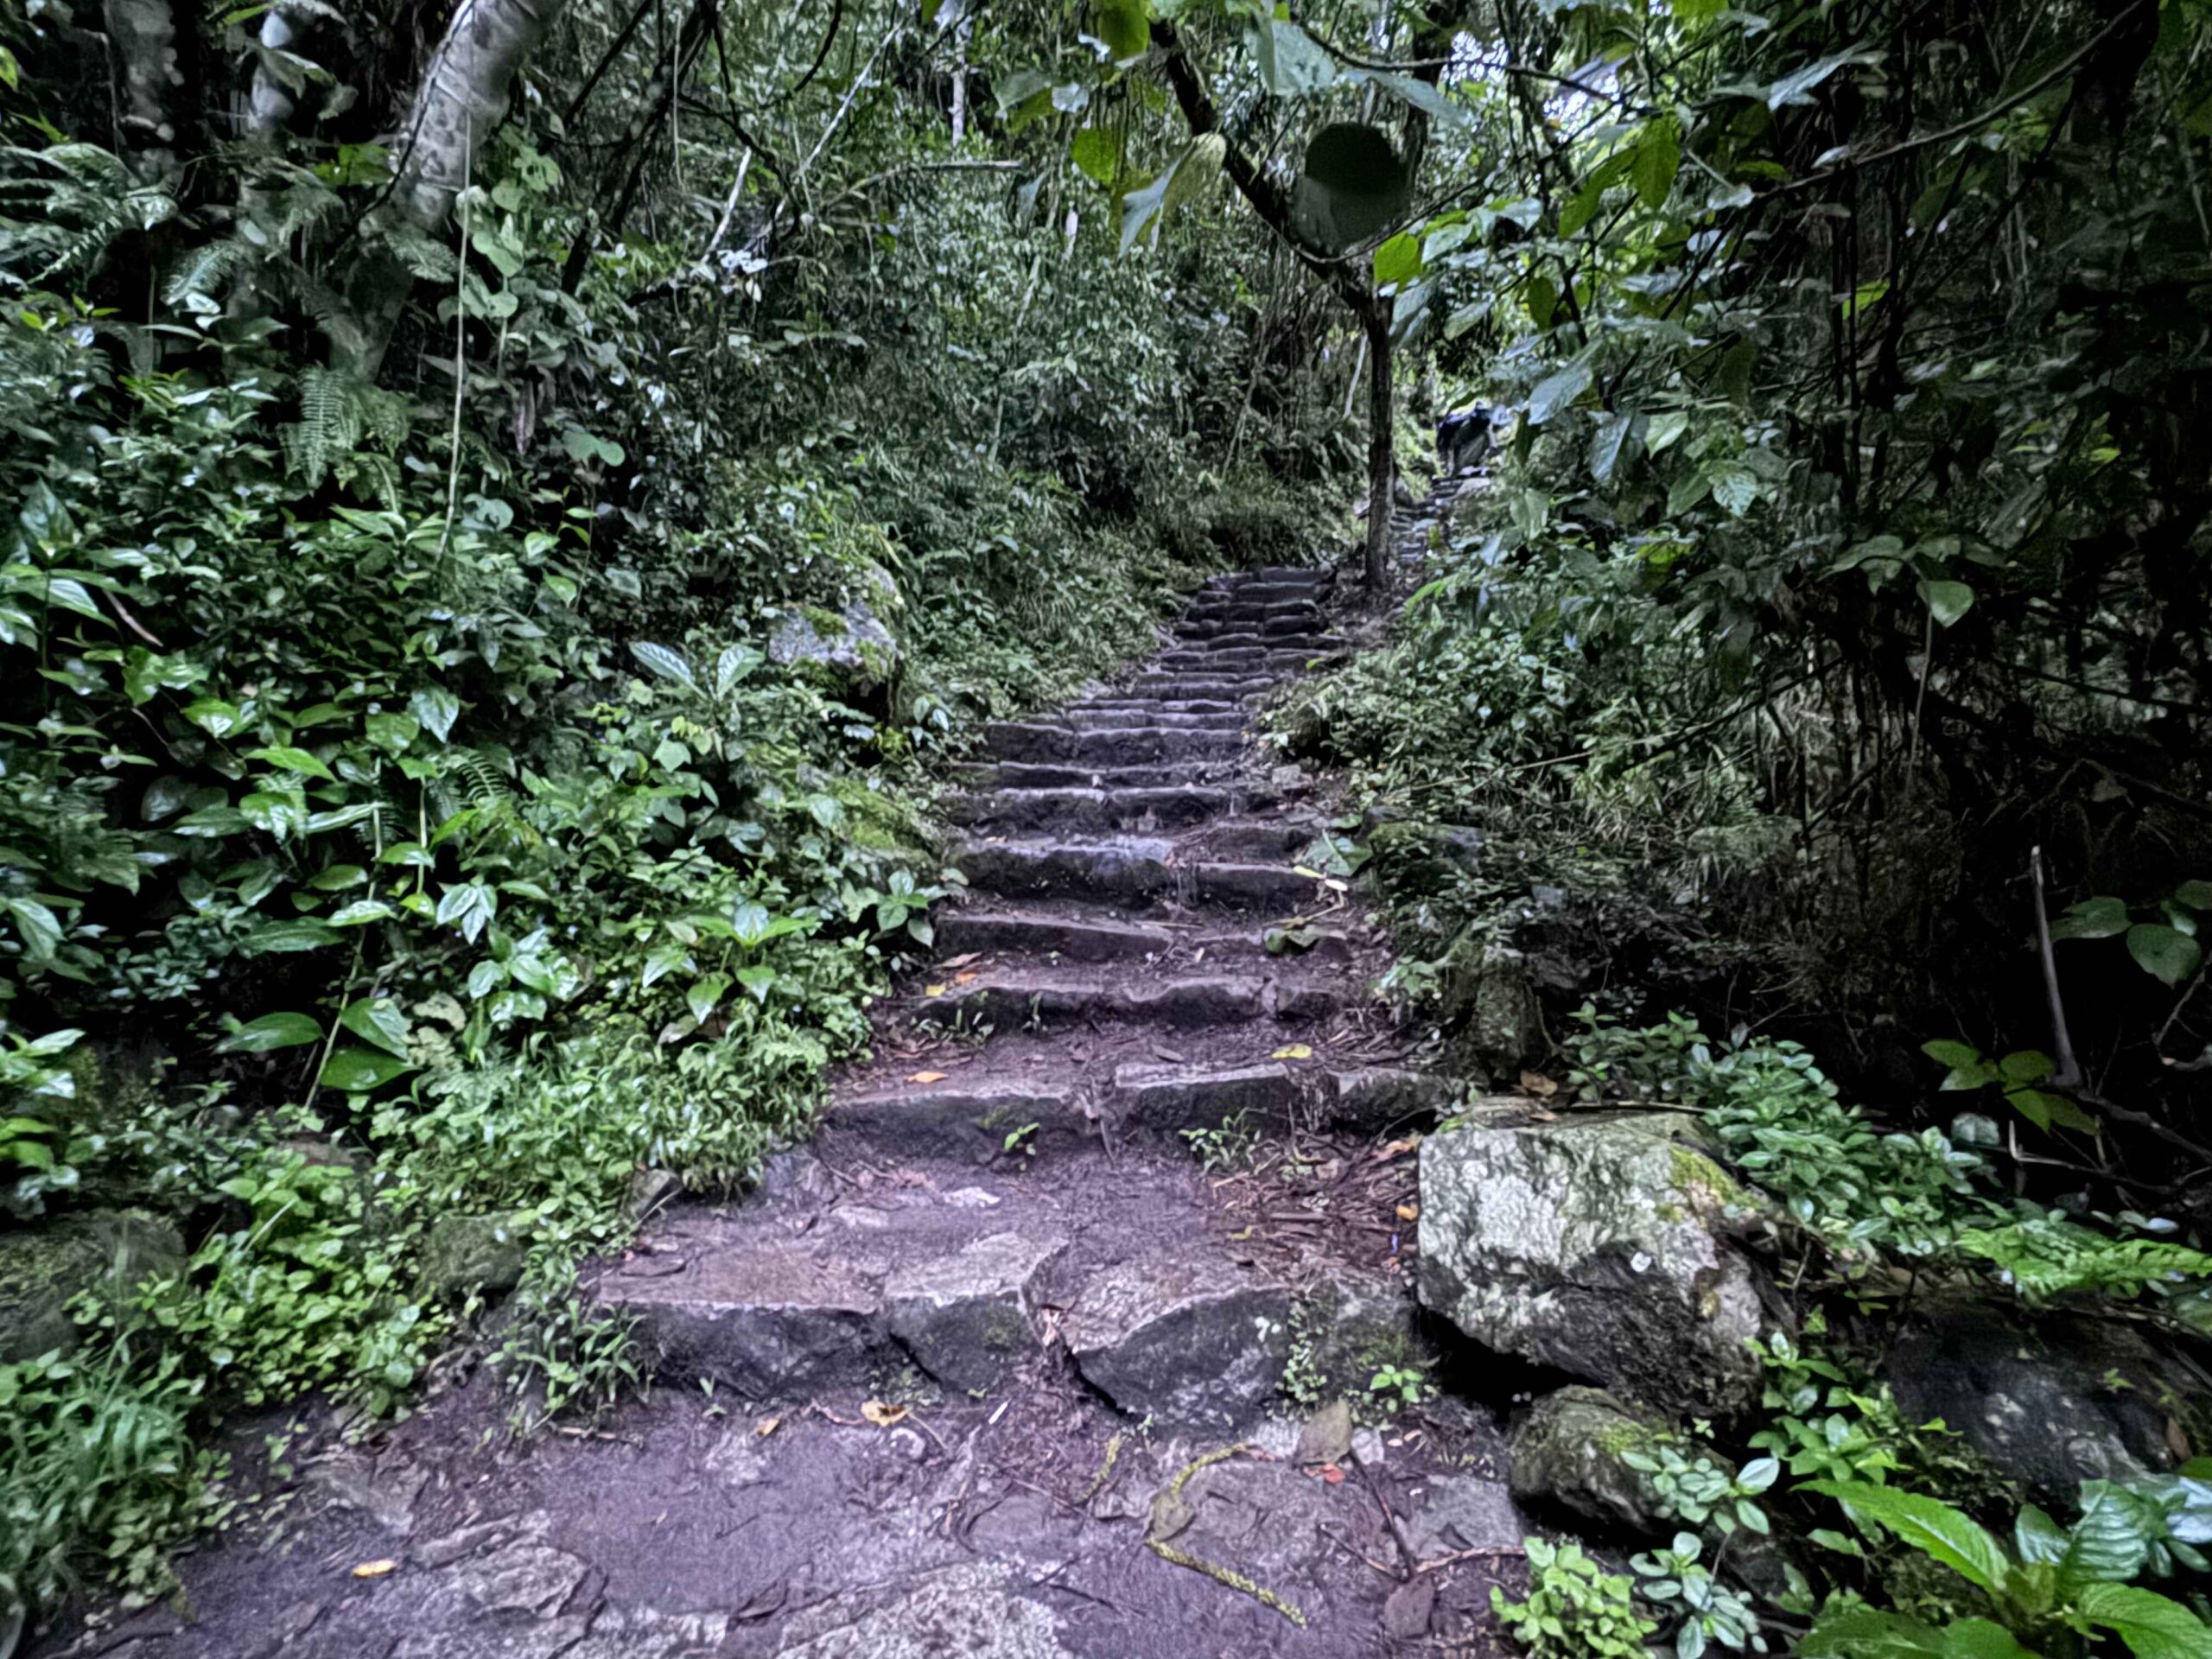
[591,565,1449,1421]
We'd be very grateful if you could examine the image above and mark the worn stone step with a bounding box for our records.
[1165,630,1343,654]
[1126,673,1282,697]
[1189,818,1325,861]
[830,1074,1097,1160]
[1179,606,1323,634]
[984,723,1245,766]
[1065,696,1250,716]
[935,905,1342,968]
[1114,1060,1448,1135]
[596,1205,1071,1399]
[958,840,1319,911]
[904,968,1342,1031]
[1202,566,1330,588]
[954,760,1240,790]
[1065,1257,1292,1431]
[1052,708,1249,732]
[1152,647,1342,674]
[944,785,1253,835]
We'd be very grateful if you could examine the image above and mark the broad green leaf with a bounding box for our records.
[1527,362,1592,426]
[340,998,411,1059]
[240,919,344,954]
[365,712,420,755]
[1071,125,1120,188]
[248,746,335,781]
[2127,923,2202,988]
[327,899,396,926]
[736,964,777,1002]
[215,1012,323,1054]
[1591,410,1646,484]
[1373,233,1422,289]
[410,685,461,743]
[2051,896,2130,940]
[687,975,730,1024]
[2072,1580,2212,1659]
[1357,70,1469,127]
[1768,50,1857,109]
[2004,1088,2099,1135]
[1920,579,1974,628]
[1998,1050,2053,1084]
[1633,116,1680,208]
[2062,1484,2152,1586]
[7,897,62,961]
[1246,18,1336,97]
[1801,1482,2010,1595]
[1090,0,1149,60]
[1922,1039,1983,1068]
[629,642,697,690]
[320,1046,413,1093]
[2174,880,2212,912]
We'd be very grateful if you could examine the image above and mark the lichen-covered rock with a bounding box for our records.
[1292,1273,1430,1404]
[423,1210,535,1294]
[767,561,902,691]
[1507,1385,1676,1536]
[1442,935,1541,1078]
[1887,1300,2183,1502]
[0,1209,184,1363]
[1415,1114,1773,1414]
[1065,1259,1290,1431]
[884,1231,1065,1394]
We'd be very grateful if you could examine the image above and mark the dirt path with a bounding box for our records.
[50,546,1528,1659]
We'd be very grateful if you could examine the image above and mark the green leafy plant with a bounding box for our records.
[1621,1440,1778,1538]
[1368,1363,1427,1408]
[1492,1536,1661,1659]
[1179,1110,1258,1173]
[1630,1532,1769,1658]
[1800,1479,2212,1658]
[1923,1042,2097,1138]
[2049,884,2212,990]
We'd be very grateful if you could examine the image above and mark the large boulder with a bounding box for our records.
[1415,1114,1774,1414]
[1887,1299,2184,1502]
[767,561,902,694]
[1507,1385,1676,1536]
[0,1210,185,1363]
[423,1210,536,1295]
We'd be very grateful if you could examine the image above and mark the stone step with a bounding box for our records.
[596,1169,1305,1430]
[1049,708,1249,732]
[983,723,1246,766]
[1201,566,1330,588]
[1151,647,1343,674]
[1179,607,1323,635]
[1114,1060,1448,1135]
[1065,696,1251,716]
[936,904,1348,967]
[1164,630,1343,655]
[944,785,1253,835]
[954,760,1243,790]
[1126,673,1282,697]
[903,967,1342,1031]
[957,840,1319,912]
[1188,817,1324,862]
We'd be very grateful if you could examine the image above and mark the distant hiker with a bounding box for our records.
[1436,404,1495,475]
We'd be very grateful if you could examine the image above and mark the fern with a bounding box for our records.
[162,240,258,309]
[1958,1214,2212,1303]
[280,368,410,490]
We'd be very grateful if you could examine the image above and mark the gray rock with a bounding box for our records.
[1416,1114,1773,1414]
[0,1209,184,1363]
[1404,1474,1529,1560]
[766,563,902,690]
[1384,1577,1435,1639]
[1169,1459,1363,1589]
[305,1453,428,1534]
[1887,1300,2181,1503]
[1295,1273,1428,1403]
[1294,1400,1353,1466]
[410,1540,590,1625]
[1506,1385,1675,1536]
[602,1246,887,1398]
[423,1211,535,1294]
[392,1622,587,1659]
[775,1562,1065,1657]
[883,1231,1065,1393]
[1066,1259,1291,1431]
[1439,932,1541,1078]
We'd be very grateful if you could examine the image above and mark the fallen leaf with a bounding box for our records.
[953,969,979,985]
[1519,1070,1560,1097]
[1151,1044,1186,1063]
[923,983,946,998]
[755,1415,782,1438]
[352,1560,397,1580]
[1374,1136,1421,1161]
[1272,1044,1314,1061]
[906,1071,948,1084]
[1313,1464,1346,1484]
[861,1400,910,1427]
[940,952,980,969]
[1396,1203,1420,1222]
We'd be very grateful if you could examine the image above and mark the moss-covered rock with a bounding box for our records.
[1415,1113,1777,1414]
[422,1211,536,1295]
[0,1210,185,1363]
[1507,1385,1676,1536]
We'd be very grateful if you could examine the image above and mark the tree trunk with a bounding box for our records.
[1363,302,1394,588]
[103,0,184,181]
[391,0,569,231]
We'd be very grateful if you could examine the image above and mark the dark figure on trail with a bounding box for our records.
[1436,404,1495,475]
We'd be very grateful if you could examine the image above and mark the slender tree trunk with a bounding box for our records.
[1363,302,1394,588]
[391,0,570,232]
[103,0,184,181]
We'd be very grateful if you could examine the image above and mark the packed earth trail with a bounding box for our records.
[41,539,1547,1659]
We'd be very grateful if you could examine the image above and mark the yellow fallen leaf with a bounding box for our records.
[1396,1203,1420,1222]
[1375,1136,1421,1161]
[906,1070,948,1084]
[861,1400,910,1427]
[353,1560,397,1579]
[923,983,946,998]
[953,969,979,985]
[940,952,981,969]
[1271,1044,1313,1061]
[755,1415,781,1438]
[1520,1070,1560,1097]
